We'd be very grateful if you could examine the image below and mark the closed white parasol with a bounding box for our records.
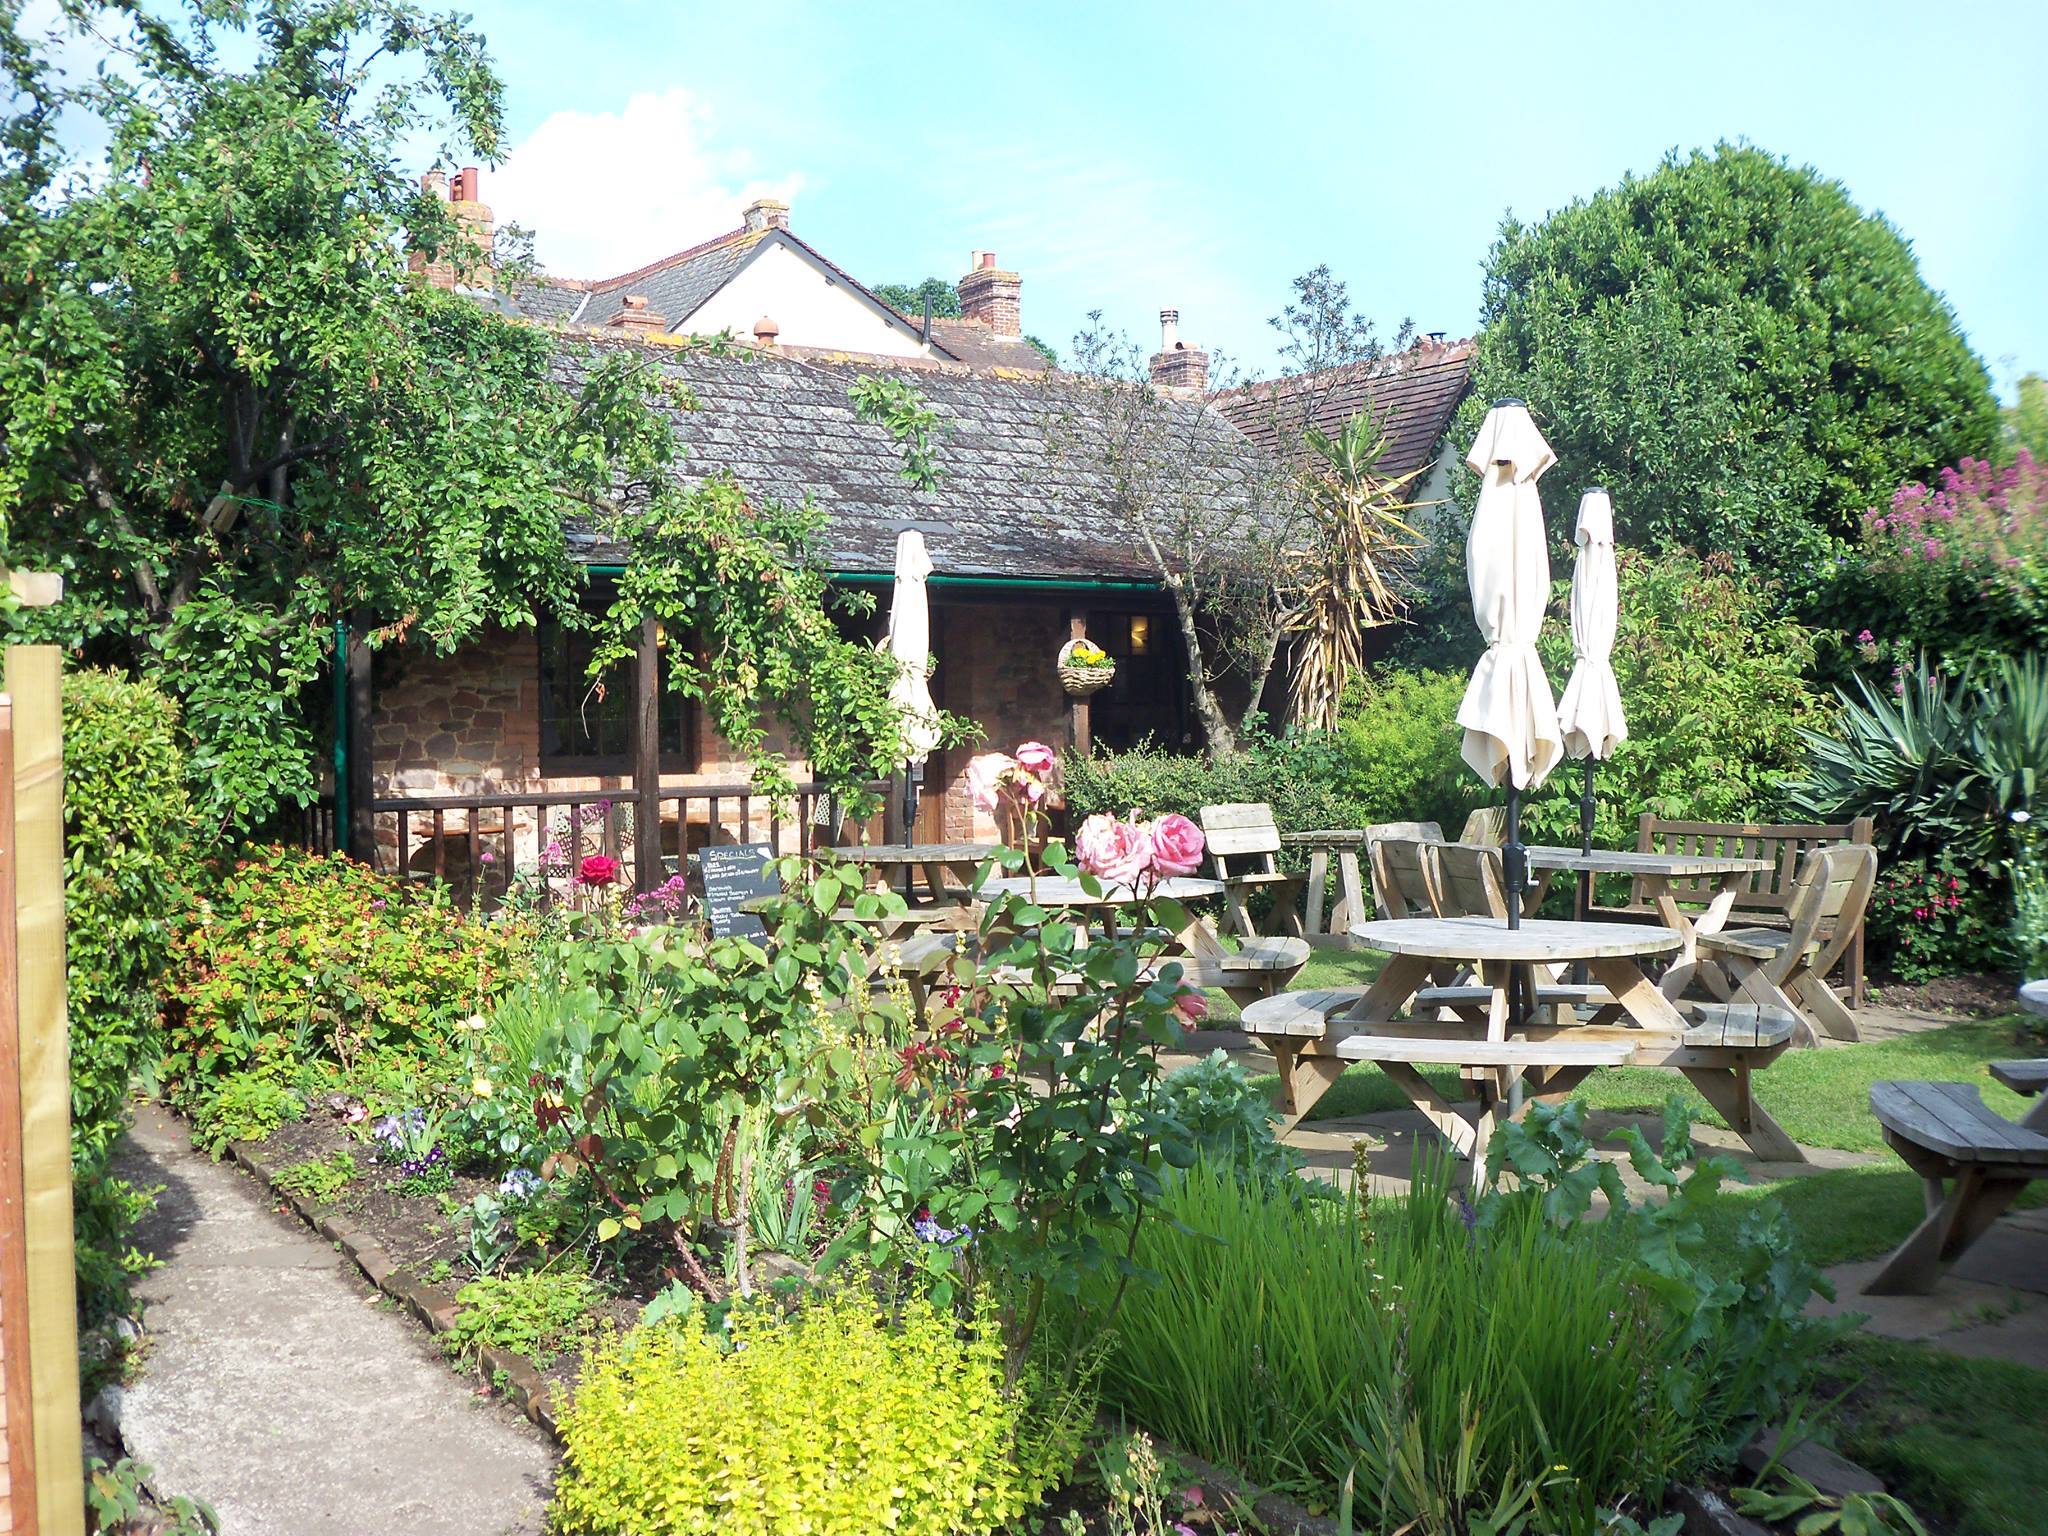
[884,528,942,763]
[1456,400,1562,795]
[1557,488,1626,766]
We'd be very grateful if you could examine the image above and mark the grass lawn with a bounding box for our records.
[1820,1334,2048,1536]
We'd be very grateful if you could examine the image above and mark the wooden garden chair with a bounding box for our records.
[1198,803,1306,939]
[1694,843,1876,1045]
[1367,832,1443,921]
[1362,822,1443,920]
[1459,806,1507,846]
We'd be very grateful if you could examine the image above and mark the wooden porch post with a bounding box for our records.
[344,615,375,862]
[1066,608,1091,757]
[631,617,662,892]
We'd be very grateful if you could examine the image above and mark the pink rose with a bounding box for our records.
[1148,813,1206,879]
[1014,740,1057,776]
[1172,988,1208,1023]
[578,854,620,887]
[1075,813,1152,888]
[966,752,1018,813]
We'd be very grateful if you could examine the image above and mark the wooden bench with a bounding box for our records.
[1864,1080,2048,1295]
[1172,935,1310,1009]
[1199,803,1306,940]
[1990,1058,2048,1129]
[1608,814,1875,1009]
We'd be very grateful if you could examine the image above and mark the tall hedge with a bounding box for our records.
[1457,143,2000,583]
[64,669,195,1340]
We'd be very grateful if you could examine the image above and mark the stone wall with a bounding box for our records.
[367,602,1079,867]
[933,602,1071,843]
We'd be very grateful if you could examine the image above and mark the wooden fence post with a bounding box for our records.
[0,696,37,1535]
[3,646,82,1536]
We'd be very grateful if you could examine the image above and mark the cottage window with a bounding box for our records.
[1086,607,1190,753]
[538,620,693,775]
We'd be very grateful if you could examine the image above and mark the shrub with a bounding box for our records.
[270,1150,357,1204]
[442,1268,602,1368]
[1331,667,1483,832]
[1155,1050,1298,1186]
[1458,142,1998,579]
[1865,855,2007,981]
[191,1071,302,1157]
[1525,550,1823,849]
[551,1296,1064,1536]
[64,670,196,1344]
[164,845,523,1105]
[1063,726,1360,850]
[1821,452,2048,678]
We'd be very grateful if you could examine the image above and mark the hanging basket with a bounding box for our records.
[1057,638,1116,697]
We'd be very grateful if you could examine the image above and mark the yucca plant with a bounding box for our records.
[1786,653,2045,861]
[1286,411,1424,731]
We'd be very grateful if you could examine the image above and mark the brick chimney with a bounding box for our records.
[409,165,495,291]
[1149,309,1209,392]
[743,197,791,233]
[958,250,1021,337]
[607,294,668,334]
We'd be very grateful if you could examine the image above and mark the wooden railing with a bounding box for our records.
[359,780,886,908]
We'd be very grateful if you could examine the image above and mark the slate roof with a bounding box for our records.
[925,317,1052,373]
[1214,337,1475,479]
[551,335,1270,582]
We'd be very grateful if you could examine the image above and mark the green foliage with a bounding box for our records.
[1811,452,2048,682]
[1524,549,1823,846]
[1063,728,1361,851]
[1865,854,2006,981]
[191,1071,303,1158]
[166,846,518,1104]
[441,1267,602,1368]
[803,845,1200,1375]
[1735,1472,1928,1536]
[271,1150,358,1205]
[850,374,946,491]
[63,670,195,1343]
[1788,653,2044,870]
[1332,667,1485,832]
[1458,143,1999,580]
[551,1296,1068,1536]
[530,861,882,1285]
[1155,1051,1298,1186]
[2010,375,2048,465]
[1097,1103,1836,1526]
[874,277,962,321]
[83,1455,219,1536]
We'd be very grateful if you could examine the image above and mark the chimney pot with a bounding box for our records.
[453,166,479,202]
[754,314,781,346]
[608,294,668,334]
[958,254,1022,337]
[744,198,791,233]
[421,168,447,197]
[1150,308,1208,393]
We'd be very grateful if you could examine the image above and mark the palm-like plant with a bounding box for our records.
[1285,412,1424,731]
[1786,653,2045,859]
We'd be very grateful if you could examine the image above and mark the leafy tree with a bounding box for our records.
[874,276,961,321]
[1455,143,2000,583]
[1037,315,1292,754]
[0,0,916,829]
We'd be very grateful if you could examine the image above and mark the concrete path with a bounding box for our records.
[108,1104,556,1536]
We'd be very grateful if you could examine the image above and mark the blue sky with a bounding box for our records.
[41,0,2048,391]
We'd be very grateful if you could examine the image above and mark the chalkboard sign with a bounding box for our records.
[700,842,778,938]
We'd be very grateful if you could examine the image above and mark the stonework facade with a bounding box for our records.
[366,600,1077,874]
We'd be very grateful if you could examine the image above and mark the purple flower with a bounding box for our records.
[913,1214,971,1247]
[498,1168,542,1201]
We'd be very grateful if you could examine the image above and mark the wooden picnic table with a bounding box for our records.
[1522,846,1776,997]
[1242,914,1805,1183]
[831,841,1000,905]
[1280,829,1368,945]
[2019,980,2048,1020]
[1991,1056,2048,1131]
[980,875,1307,1010]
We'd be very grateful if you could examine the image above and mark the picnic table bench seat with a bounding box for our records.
[1864,1079,2048,1295]
[1990,1059,2048,1098]
[1699,927,1822,964]
[1331,1035,1635,1068]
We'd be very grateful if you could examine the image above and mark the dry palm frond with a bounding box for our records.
[1287,411,1424,731]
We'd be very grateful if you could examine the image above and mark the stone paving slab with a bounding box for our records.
[111,1104,556,1535]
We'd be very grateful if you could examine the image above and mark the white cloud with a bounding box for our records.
[488,88,801,281]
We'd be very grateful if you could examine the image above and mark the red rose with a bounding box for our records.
[578,854,621,887]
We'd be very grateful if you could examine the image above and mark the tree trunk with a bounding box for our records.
[1165,580,1237,755]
